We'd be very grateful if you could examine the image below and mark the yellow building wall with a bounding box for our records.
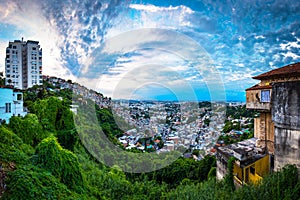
[233,155,270,185]
[233,163,243,181]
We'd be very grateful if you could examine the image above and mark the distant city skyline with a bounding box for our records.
[0,0,300,101]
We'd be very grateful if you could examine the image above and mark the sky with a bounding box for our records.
[0,0,300,102]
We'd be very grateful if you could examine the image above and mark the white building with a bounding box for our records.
[70,104,79,115]
[5,39,42,89]
[0,88,27,123]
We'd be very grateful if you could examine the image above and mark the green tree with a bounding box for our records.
[1,166,74,200]
[9,114,45,147]
[0,126,33,164]
[33,136,85,193]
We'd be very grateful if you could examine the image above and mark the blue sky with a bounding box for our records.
[0,0,300,101]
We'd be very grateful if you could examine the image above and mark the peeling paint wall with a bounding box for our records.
[272,81,300,171]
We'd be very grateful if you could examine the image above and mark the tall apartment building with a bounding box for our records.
[5,39,42,89]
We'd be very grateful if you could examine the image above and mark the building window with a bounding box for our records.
[5,103,11,113]
[17,94,22,100]
[250,166,255,175]
[261,90,270,102]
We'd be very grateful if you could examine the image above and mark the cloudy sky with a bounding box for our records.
[0,0,300,101]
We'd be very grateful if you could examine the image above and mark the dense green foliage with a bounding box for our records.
[95,106,124,139]
[0,126,33,164]
[224,157,236,191]
[0,84,299,199]
[143,156,216,188]
[9,114,45,147]
[226,105,257,119]
[33,136,85,193]
[164,165,300,200]
[1,166,74,200]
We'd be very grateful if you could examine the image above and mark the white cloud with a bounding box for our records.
[0,0,74,79]
[255,35,265,39]
[129,4,193,14]
[280,40,300,51]
[282,51,300,60]
[79,28,225,99]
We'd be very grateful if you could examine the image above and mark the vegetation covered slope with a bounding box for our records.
[0,83,299,199]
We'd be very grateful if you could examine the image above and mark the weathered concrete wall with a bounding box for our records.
[272,81,300,171]
[254,113,275,154]
[216,152,228,180]
[246,89,271,110]
[216,160,227,180]
[274,127,300,171]
[272,81,300,128]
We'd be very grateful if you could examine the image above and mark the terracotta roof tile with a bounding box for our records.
[253,62,300,80]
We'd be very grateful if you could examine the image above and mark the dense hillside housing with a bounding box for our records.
[217,62,300,186]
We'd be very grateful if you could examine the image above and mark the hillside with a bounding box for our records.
[0,80,299,199]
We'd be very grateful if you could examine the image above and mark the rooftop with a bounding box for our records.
[245,84,272,91]
[217,138,266,167]
[253,62,300,80]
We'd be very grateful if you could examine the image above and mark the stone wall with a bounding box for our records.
[272,81,300,171]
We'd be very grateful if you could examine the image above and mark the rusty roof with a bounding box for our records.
[253,62,300,80]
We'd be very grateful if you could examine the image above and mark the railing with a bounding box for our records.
[233,176,243,186]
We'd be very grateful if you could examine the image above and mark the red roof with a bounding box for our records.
[245,84,272,91]
[210,148,217,153]
[253,62,300,80]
